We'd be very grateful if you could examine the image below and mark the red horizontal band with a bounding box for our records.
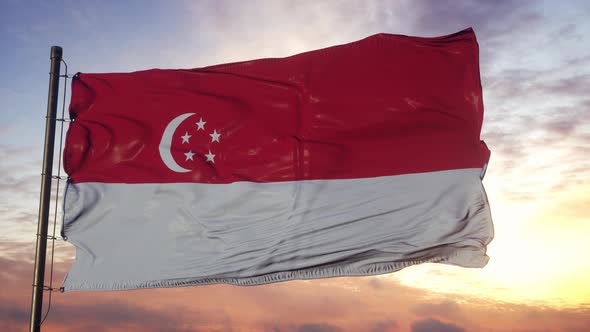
[65,28,489,184]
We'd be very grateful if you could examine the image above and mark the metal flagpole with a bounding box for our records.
[29,46,63,332]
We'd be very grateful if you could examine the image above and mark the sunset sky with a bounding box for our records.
[1,1,590,331]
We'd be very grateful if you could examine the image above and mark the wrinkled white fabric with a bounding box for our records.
[62,168,493,291]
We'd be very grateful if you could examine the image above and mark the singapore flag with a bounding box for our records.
[61,28,493,291]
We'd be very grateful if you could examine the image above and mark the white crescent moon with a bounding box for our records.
[159,113,195,173]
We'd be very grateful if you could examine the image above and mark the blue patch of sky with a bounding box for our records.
[0,0,198,147]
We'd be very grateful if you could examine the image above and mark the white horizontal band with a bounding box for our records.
[62,168,493,291]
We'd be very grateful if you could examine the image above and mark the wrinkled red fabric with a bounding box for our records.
[65,28,489,184]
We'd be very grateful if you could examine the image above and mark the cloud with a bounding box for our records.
[0,256,33,283]
[297,323,343,332]
[567,328,590,332]
[0,296,214,332]
[182,0,391,64]
[0,141,70,245]
[480,94,590,202]
[485,69,590,108]
[412,301,461,319]
[2,254,590,332]
[409,0,539,35]
[0,305,28,326]
[370,320,399,332]
[46,300,208,332]
[176,0,547,71]
[407,0,546,71]
[411,318,465,332]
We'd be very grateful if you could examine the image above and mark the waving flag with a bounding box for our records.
[61,28,493,291]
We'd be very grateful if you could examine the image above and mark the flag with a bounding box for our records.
[61,28,493,291]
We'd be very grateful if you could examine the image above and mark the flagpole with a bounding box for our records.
[29,45,63,332]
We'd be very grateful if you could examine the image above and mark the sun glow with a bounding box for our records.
[394,186,590,307]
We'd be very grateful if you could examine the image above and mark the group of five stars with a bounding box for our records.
[179,117,220,163]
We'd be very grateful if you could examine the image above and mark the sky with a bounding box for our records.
[1,0,589,331]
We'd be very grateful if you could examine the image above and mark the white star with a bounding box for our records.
[210,129,221,143]
[181,132,191,144]
[196,118,206,131]
[184,150,195,161]
[205,150,215,163]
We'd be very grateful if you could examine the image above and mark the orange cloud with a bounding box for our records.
[2,253,589,332]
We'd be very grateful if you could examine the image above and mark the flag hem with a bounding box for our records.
[62,247,488,291]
